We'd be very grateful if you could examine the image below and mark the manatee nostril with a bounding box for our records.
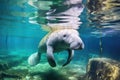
[81,43,84,49]
[78,42,84,49]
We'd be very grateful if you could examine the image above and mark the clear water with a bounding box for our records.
[0,0,120,80]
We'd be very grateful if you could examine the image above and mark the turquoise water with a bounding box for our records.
[0,0,120,80]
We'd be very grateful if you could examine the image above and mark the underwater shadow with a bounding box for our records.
[30,69,69,80]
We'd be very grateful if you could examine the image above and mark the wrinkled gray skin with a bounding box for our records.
[28,29,84,67]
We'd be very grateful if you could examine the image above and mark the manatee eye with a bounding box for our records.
[63,34,67,37]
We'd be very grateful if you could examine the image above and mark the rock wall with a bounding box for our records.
[85,58,120,80]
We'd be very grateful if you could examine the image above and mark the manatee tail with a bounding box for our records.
[28,52,41,66]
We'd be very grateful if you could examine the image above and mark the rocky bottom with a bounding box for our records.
[1,57,120,80]
[0,61,86,80]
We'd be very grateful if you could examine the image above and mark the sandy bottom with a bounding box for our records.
[0,60,86,80]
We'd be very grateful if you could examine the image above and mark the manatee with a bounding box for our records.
[28,29,84,67]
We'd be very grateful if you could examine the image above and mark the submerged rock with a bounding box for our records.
[0,72,21,80]
[85,58,120,80]
[0,62,9,71]
[0,55,26,71]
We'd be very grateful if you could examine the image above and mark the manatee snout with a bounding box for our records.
[70,35,84,50]
[70,41,84,50]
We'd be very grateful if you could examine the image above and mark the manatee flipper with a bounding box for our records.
[62,49,74,67]
[28,52,41,66]
[47,45,56,67]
